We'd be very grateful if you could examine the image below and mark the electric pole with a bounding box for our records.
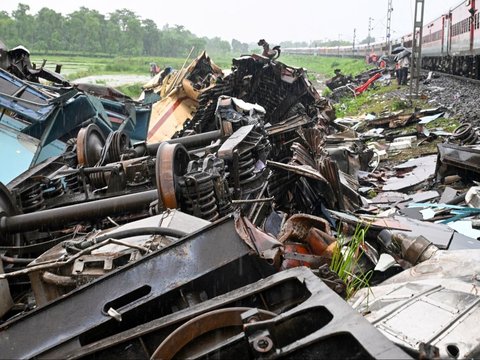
[409,0,425,99]
[367,17,373,50]
[386,0,393,54]
[337,34,342,57]
[353,28,356,56]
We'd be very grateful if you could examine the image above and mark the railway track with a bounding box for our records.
[423,68,480,86]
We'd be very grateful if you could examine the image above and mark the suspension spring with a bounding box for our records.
[178,172,219,222]
[449,123,478,145]
[89,171,108,189]
[19,182,45,213]
[64,172,83,193]
[42,178,64,199]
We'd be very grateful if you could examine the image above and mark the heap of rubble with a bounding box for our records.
[0,49,479,359]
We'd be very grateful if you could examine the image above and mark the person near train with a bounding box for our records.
[397,54,410,86]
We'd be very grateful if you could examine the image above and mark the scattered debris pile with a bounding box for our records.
[0,43,67,85]
[0,67,150,184]
[326,68,387,101]
[1,50,480,359]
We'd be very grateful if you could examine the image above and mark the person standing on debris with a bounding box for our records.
[150,62,160,77]
[397,54,410,86]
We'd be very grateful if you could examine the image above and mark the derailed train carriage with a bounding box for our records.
[284,0,480,78]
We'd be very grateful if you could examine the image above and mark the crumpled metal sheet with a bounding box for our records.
[436,143,480,180]
[383,155,437,191]
[350,249,480,359]
[234,211,282,267]
[26,210,210,306]
[146,51,224,142]
[0,45,68,85]
[277,213,331,243]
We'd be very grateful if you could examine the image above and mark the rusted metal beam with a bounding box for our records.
[0,190,158,234]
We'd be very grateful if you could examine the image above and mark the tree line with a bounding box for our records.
[0,4,250,57]
[280,37,375,49]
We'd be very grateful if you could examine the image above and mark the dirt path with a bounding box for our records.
[73,74,151,87]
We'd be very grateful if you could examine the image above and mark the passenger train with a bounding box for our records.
[284,0,480,78]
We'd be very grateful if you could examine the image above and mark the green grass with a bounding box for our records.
[281,55,373,77]
[322,87,333,97]
[330,223,373,299]
[335,83,431,118]
[31,53,234,81]
[391,99,409,111]
[425,116,460,132]
[115,83,144,99]
[31,51,369,82]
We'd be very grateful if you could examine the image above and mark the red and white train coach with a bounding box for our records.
[284,0,480,78]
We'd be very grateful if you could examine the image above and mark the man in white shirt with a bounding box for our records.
[398,55,410,85]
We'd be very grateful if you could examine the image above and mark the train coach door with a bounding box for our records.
[443,13,451,56]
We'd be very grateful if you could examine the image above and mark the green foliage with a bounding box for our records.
[330,61,340,68]
[231,39,249,55]
[0,3,227,58]
[115,83,143,99]
[307,40,352,47]
[360,35,375,45]
[330,223,373,299]
[425,116,460,132]
[335,94,370,118]
[391,100,409,111]
[280,40,309,48]
[281,55,372,78]
[204,36,231,56]
[322,87,332,97]
[31,54,234,80]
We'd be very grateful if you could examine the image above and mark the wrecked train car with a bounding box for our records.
[0,52,343,322]
[0,43,67,85]
[0,68,151,184]
[3,49,480,359]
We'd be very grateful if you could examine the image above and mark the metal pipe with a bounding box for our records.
[0,190,158,234]
[56,164,121,176]
[147,130,222,154]
[0,254,34,265]
[42,271,76,287]
[231,197,274,204]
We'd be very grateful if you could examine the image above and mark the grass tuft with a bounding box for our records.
[330,222,373,299]
[115,83,144,99]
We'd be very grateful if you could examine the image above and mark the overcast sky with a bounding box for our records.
[2,0,466,44]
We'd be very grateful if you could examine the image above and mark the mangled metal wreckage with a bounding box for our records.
[0,51,478,359]
[0,66,151,185]
[0,41,68,86]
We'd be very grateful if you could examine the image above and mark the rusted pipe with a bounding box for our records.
[0,254,34,265]
[0,190,158,234]
[42,271,76,287]
[147,130,223,154]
